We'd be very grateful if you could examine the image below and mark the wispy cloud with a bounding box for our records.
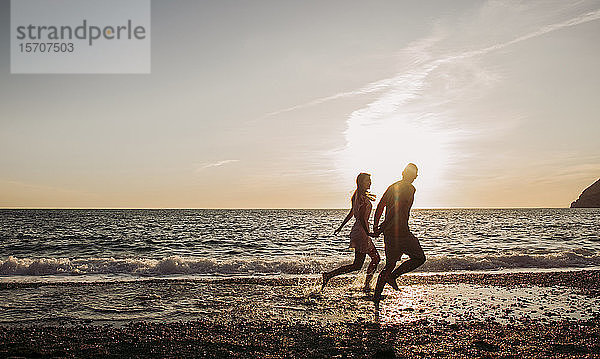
[261,77,397,119]
[263,8,600,119]
[443,8,600,62]
[195,159,239,172]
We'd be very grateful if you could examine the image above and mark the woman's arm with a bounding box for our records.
[334,208,354,235]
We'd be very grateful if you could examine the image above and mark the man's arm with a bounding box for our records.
[373,188,388,234]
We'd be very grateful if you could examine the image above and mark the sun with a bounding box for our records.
[335,113,456,206]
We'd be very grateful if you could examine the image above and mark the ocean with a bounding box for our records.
[1,208,599,326]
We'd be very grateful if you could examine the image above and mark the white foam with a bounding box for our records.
[0,255,328,276]
[1,249,599,277]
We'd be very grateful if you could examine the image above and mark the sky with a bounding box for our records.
[1,0,599,208]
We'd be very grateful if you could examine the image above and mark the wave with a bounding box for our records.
[422,248,600,272]
[0,256,328,276]
[1,249,600,277]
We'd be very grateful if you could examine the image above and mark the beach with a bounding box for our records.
[2,269,599,358]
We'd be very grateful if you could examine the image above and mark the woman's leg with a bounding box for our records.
[322,251,366,288]
[363,249,380,291]
[366,249,380,274]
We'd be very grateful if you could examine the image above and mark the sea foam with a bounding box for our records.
[1,249,600,277]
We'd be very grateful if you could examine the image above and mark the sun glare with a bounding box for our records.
[336,113,455,206]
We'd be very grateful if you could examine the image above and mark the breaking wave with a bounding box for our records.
[2,249,600,277]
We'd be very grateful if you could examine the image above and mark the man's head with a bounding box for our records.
[402,163,418,183]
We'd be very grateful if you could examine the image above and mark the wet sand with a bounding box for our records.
[1,269,599,358]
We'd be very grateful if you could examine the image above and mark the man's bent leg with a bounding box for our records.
[391,233,425,279]
[390,255,425,279]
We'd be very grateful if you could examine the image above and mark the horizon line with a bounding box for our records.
[0,206,577,210]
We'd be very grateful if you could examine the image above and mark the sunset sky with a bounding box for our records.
[1,0,599,208]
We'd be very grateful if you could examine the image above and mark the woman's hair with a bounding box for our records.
[351,172,376,204]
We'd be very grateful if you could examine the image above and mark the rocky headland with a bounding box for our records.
[571,178,600,208]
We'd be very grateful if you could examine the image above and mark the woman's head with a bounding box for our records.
[354,173,375,201]
[356,172,371,191]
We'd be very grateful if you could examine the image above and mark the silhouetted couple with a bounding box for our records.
[322,163,426,310]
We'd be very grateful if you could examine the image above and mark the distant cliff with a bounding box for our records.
[571,178,600,208]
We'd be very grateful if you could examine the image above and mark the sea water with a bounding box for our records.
[0,208,598,325]
[1,208,598,277]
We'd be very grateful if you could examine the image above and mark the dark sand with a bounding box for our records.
[2,269,600,358]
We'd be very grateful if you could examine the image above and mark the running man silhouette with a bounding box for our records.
[372,163,426,309]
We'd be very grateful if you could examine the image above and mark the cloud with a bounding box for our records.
[261,77,397,119]
[195,159,239,172]
[443,8,600,62]
[263,6,600,119]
